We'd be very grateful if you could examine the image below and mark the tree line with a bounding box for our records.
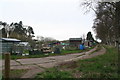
[82,0,120,46]
[0,21,34,42]
[0,21,58,49]
[0,21,37,48]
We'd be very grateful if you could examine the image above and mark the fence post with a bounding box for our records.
[4,53,10,79]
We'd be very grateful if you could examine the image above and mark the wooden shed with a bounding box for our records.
[69,38,82,47]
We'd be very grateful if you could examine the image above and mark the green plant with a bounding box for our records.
[35,68,72,78]
[23,50,29,54]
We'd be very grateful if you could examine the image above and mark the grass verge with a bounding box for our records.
[35,68,72,78]
[77,45,118,78]
[2,69,28,78]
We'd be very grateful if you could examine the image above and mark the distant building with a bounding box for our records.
[69,38,82,47]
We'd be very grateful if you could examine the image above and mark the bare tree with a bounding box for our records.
[81,0,120,45]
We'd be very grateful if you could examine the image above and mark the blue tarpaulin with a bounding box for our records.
[79,44,84,50]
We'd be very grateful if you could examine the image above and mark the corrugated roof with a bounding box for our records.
[0,38,21,42]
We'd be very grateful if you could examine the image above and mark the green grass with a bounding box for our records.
[9,46,95,60]
[71,45,118,78]
[2,69,28,78]
[35,68,72,78]
[0,70,2,80]
[0,54,2,60]
[35,45,118,78]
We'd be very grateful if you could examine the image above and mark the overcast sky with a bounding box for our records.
[1,0,96,41]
